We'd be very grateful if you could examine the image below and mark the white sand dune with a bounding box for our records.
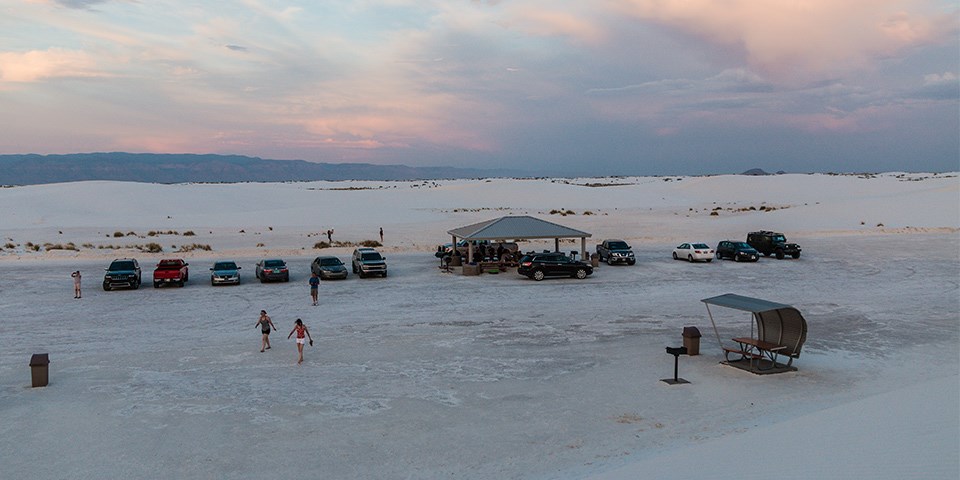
[0,172,957,479]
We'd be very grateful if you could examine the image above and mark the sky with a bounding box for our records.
[0,0,957,176]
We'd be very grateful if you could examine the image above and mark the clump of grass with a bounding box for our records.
[314,241,330,249]
[113,231,124,238]
[582,211,594,215]
[127,231,138,237]
[81,243,94,249]
[45,242,78,251]
[147,230,180,237]
[182,231,196,236]
[141,242,163,253]
[3,242,15,249]
[256,243,265,247]
[176,243,212,252]
[359,240,382,248]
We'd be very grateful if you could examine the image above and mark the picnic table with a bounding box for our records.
[723,337,788,370]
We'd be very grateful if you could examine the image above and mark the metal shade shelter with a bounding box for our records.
[701,293,808,368]
[446,215,592,264]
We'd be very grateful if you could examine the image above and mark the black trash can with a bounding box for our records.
[682,327,702,356]
[30,353,49,388]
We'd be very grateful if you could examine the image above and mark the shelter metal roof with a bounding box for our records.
[701,293,793,313]
[447,215,591,240]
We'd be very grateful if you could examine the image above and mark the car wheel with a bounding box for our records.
[672,252,678,260]
[133,281,140,290]
[260,276,266,283]
[211,278,215,286]
[532,270,545,281]
[154,281,160,288]
[716,252,722,259]
[734,255,741,262]
[284,274,290,282]
[776,250,785,260]
[627,259,635,265]
[706,259,712,263]
[574,268,587,279]
[359,272,366,278]
[687,255,694,262]
[382,271,388,278]
[792,252,801,259]
[103,284,111,291]
[607,258,614,265]
[763,252,771,257]
[177,281,184,287]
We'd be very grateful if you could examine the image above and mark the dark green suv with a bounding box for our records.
[103,258,142,290]
[746,231,801,259]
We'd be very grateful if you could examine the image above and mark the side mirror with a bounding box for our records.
[237,266,242,269]
[183,263,189,266]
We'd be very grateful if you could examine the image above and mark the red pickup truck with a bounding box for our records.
[153,259,189,288]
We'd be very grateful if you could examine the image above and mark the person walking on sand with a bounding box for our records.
[287,318,313,364]
[256,310,277,352]
[309,272,320,306]
[71,270,82,299]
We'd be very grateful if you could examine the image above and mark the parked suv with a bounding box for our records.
[715,241,759,262]
[352,248,387,278]
[103,258,142,290]
[518,252,593,281]
[596,239,636,265]
[746,231,802,259]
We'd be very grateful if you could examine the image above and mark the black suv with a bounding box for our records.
[518,252,593,281]
[715,241,759,262]
[103,258,142,290]
[746,231,801,259]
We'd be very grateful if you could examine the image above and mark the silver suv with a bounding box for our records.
[351,247,387,278]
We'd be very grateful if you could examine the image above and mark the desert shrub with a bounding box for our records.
[710,211,719,216]
[360,240,382,248]
[314,241,330,249]
[147,231,157,237]
[127,231,137,237]
[113,231,124,238]
[176,243,212,252]
[256,243,265,247]
[141,243,163,253]
[82,243,94,249]
[3,242,15,249]
[583,211,594,215]
[549,209,561,215]
[564,209,575,215]
[183,231,196,236]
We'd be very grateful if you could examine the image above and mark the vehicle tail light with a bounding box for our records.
[521,262,532,267]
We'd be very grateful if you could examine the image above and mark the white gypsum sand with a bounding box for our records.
[0,172,957,479]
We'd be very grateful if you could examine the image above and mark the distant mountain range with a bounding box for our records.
[0,153,512,185]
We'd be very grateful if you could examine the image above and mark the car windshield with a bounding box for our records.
[110,261,135,270]
[607,241,629,249]
[772,235,786,242]
[263,260,285,267]
[320,258,342,266]
[361,252,382,261]
[215,262,237,270]
[734,242,752,249]
[693,243,709,249]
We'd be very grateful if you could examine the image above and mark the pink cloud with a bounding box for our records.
[504,5,607,45]
[613,0,957,79]
[0,48,101,83]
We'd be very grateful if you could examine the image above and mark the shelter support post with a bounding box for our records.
[705,304,724,351]
[554,238,559,252]
[580,237,586,261]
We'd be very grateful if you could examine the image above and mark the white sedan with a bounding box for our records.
[673,243,714,262]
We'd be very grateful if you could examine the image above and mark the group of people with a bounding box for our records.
[257,310,313,364]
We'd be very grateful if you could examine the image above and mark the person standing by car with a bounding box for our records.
[379,227,384,243]
[287,318,313,365]
[308,272,320,306]
[256,310,277,352]
[71,270,82,299]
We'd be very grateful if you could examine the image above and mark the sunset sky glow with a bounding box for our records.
[1,0,957,175]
